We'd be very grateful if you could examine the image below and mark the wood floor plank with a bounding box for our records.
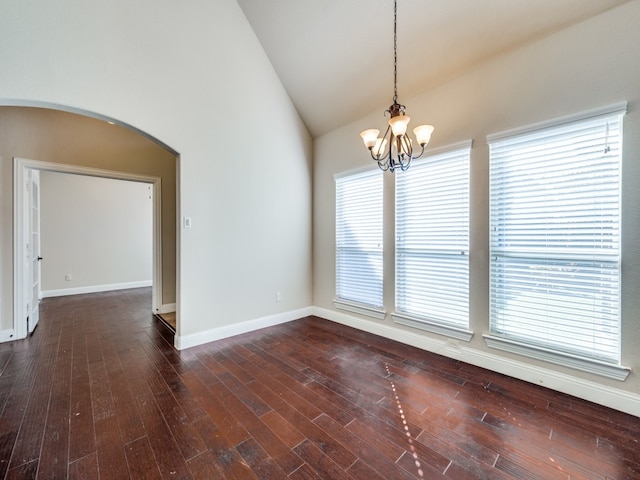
[124,437,163,480]
[7,353,54,469]
[191,416,258,480]
[236,436,290,480]
[244,379,358,470]
[0,431,18,478]
[260,410,306,449]
[69,319,97,463]
[5,459,38,480]
[37,348,72,479]
[105,363,146,446]
[345,459,387,480]
[135,393,194,480]
[179,371,251,447]
[288,462,323,480]
[230,344,357,432]
[185,450,227,480]
[68,452,99,479]
[213,374,304,474]
[314,413,421,480]
[145,371,206,461]
[94,416,129,480]
[292,439,353,480]
[68,364,96,462]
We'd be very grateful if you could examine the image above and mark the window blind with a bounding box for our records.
[395,146,470,330]
[489,111,623,364]
[335,169,383,309]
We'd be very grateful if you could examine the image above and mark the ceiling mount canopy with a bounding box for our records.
[360,0,434,173]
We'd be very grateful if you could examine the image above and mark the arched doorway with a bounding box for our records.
[0,105,179,341]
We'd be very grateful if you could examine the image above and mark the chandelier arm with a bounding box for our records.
[392,136,411,172]
[378,158,391,172]
[399,135,412,159]
[370,150,383,162]
[382,123,392,152]
[369,124,393,162]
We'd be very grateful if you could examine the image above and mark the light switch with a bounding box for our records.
[183,217,192,229]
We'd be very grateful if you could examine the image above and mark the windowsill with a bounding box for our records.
[334,299,386,320]
[391,312,473,342]
[483,334,630,381]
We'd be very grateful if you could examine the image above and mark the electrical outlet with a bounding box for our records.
[65,273,72,281]
[276,292,282,302]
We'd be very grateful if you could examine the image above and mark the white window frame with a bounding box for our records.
[392,141,473,341]
[485,103,630,381]
[334,167,385,319]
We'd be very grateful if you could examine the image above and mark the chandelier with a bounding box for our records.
[360,0,434,172]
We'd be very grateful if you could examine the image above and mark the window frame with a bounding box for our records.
[392,141,473,341]
[334,167,385,319]
[485,103,630,380]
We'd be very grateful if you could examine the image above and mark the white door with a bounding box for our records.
[25,169,42,333]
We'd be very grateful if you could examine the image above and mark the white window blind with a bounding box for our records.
[395,145,470,333]
[335,169,383,310]
[489,109,624,365]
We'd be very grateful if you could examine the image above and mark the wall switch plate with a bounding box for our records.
[183,216,192,229]
[65,273,72,281]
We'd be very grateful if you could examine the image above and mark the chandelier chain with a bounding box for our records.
[360,0,433,172]
[393,0,398,104]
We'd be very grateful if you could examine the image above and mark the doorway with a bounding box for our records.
[13,158,163,341]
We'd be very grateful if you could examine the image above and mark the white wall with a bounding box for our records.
[39,172,152,295]
[314,1,640,415]
[0,0,313,339]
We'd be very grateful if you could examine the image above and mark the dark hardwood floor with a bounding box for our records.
[0,288,638,479]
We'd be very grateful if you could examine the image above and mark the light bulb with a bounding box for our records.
[389,115,410,137]
[360,129,380,149]
[413,124,434,147]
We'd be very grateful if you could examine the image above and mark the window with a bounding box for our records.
[487,104,628,379]
[393,143,472,340]
[335,168,384,318]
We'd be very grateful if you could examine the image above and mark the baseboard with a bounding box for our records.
[41,280,152,298]
[0,329,16,342]
[174,307,314,351]
[158,303,176,314]
[312,306,640,418]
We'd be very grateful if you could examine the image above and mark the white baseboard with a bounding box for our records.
[158,303,176,314]
[312,306,640,418]
[0,329,16,342]
[42,280,152,298]
[174,307,314,351]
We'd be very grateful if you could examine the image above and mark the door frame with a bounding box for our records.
[13,157,163,340]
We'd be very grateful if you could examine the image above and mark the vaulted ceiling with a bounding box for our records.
[237,0,629,137]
